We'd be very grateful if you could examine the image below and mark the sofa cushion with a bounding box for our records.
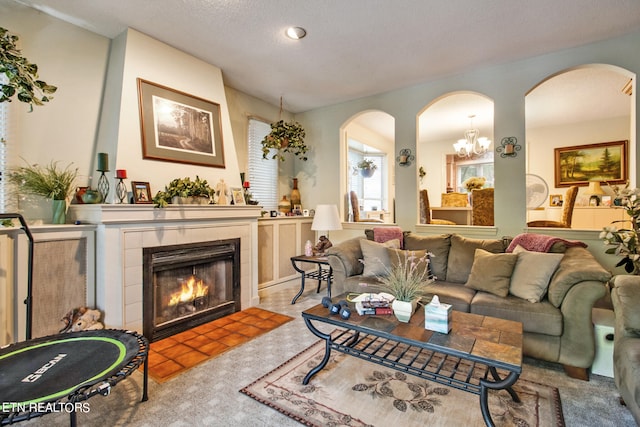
[326,237,365,277]
[470,292,563,336]
[422,281,475,312]
[360,238,401,277]
[403,234,451,280]
[547,247,611,308]
[509,245,564,303]
[446,234,507,283]
[612,275,640,334]
[465,249,518,297]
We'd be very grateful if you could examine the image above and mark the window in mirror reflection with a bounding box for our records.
[348,140,387,213]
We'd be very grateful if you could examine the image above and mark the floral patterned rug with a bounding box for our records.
[241,339,565,427]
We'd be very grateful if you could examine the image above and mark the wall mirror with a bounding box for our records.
[417,92,494,226]
[341,111,395,223]
[525,65,635,229]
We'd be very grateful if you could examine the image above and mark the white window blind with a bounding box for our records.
[248,118,277,210]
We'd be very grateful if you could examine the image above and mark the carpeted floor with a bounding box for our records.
[146,307,293,382]
[20,279,637,426]
[242,339,564,426]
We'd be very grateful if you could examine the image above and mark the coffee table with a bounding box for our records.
[302,296,523,427]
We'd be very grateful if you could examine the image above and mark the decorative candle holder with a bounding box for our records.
[115,169,128,204]
[97,172,110,202]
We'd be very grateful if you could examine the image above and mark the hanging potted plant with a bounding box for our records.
[357,158,378,178]
[1,26,57,111]
[8,160,78,224]
[152,176,214,208]
[261,120,308,162]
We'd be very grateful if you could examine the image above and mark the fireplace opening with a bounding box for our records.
[143,238,240,342]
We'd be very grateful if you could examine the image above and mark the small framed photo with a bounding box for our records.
[231,187,245,205]
[601,195,612,206]
[131,181,152,204]
[549,194,563,206]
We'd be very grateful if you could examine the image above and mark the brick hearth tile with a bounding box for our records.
[147,351,169,368]
[253,319,279,330]
[152,360,183,379]
[204,328,232,340]
[212,316,235,327]
[238,325,264,338]
[218,333,250,347]
[150,337,179,352]
[160,343,193,360]
[199,341,229,356]
[184,334,214,349]
[191,322,219,334]
[223,321,250,332]
[173,329,199,342]
[174,350,209,368]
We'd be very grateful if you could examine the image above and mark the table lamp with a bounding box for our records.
[586,181,605,206]
[311,204,343,251]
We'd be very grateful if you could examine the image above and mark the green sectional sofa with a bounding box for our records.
[326,233,611,379]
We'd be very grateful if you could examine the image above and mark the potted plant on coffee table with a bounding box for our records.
[376,250,433,322]
[8,160,78,224]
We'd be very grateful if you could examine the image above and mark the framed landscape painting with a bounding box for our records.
[554,140,628,187]
[137,78,225,168]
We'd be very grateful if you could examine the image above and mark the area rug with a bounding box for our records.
[147,307,293,383]
[241,339,565,427]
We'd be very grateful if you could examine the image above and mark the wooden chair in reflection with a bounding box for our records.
[527,185,579,228]
[471,188,494,226]
[349,191,384,223]
[441,192,469,207]
[420,190,456,225]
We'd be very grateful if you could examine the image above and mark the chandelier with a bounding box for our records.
[453,115,491,158]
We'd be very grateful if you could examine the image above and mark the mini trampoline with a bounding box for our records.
[0,329,149,426]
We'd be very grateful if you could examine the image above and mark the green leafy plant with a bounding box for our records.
[600,184,640,274]
[374,250,434,302]
[8,160,78,200]
[261,120,308,162]
[357,158,378,171]
[0,27,57,111]
[152,176,214,208]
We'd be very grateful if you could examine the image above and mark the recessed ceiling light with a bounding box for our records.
[285,27,307,40]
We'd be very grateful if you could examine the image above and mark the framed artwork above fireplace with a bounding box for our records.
[137,78,225,168]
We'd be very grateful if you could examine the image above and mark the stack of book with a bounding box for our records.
[352,292,395,316]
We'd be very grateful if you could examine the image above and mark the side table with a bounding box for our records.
[592,307,615,378]
[290,255,333,304]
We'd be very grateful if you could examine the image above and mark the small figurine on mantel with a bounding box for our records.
[313,235,333,255]
[215,179,229,205]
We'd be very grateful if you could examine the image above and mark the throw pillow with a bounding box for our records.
[447,234,507,283]
[465,249,518,297]
[509,245,564,303]
[360,238,401,277]
[386,248,431,280]
[403,234,451,280]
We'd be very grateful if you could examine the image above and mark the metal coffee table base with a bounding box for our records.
[302,314,521,427]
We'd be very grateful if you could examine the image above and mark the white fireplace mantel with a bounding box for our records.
[68,204,262,332]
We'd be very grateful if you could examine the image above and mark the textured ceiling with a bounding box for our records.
[12,0,640,116]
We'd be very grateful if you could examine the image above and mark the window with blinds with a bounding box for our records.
[247,118,278,210]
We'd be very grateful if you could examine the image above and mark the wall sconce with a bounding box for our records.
[496,137,521,158]
[396,148,415,166]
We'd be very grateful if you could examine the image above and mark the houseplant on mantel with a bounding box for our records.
[1,26,57,111]
[8,160,78,224]
[261,120,308,162]
[152,176,214,208]
[375,250,433,322]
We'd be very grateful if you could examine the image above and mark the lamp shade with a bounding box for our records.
[311,204,343,231]
[587,181,605,195]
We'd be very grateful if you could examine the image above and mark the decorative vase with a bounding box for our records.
[392,299,418,323]
[81,189,103,204]
[291,178,301,206]
[278,195,291,214]
[52,199,67,224]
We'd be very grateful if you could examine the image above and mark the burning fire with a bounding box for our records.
[168,276,209,306]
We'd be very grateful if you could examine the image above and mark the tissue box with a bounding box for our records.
[424,300,452,333]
